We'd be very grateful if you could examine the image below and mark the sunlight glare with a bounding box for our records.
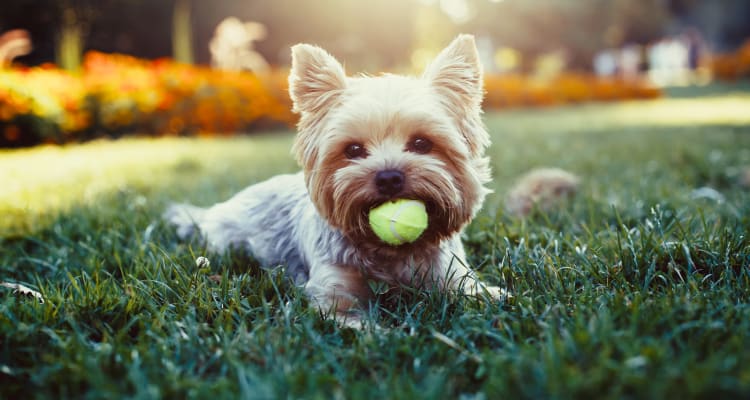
[439,0,473,24]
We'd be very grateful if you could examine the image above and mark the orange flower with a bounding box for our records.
[1,50,663,146]
[3,124,20,141]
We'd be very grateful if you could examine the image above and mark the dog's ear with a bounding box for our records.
[289,44,347,114]
[423,35,488,155]
[423,34,483,111]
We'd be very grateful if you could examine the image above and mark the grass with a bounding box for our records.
[1,91,750,398]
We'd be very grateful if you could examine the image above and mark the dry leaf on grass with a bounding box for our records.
[1,282,45,304]
[506,167,581,217]
[739,166,750,189]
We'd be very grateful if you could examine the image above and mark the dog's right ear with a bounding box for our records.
[289,44,347,115]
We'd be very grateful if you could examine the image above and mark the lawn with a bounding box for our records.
[1,91,750,398]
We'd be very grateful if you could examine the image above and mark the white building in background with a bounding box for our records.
[618,45,641,81]
[648,38,690,87]
[593,49,617,77]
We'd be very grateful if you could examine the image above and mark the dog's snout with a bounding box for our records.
[375,170,405,196]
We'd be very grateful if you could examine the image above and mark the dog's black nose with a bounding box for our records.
[375,170,405,196]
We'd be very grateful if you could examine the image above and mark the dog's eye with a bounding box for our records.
[344,143,368,159]
[407,137,433,154]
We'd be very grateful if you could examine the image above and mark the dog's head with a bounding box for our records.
[288,35,491,246]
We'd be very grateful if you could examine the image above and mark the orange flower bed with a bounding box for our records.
[1,51,661,147]
[711,39,750,81]
[1,51,295,146]
[82,51,295,135]
[0,64,90,145]
[483,73,660,109]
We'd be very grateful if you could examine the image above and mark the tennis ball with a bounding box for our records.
[368,199,428,246]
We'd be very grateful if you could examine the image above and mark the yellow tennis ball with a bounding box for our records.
[368,199,428,246]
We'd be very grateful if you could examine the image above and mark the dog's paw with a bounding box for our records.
[337,316,364,330]
[481,285,512,301]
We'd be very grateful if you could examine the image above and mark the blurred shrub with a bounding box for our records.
[484,73,660,109]
[1,51,660,147]
[711,39,750,81]
[1,52,294,147]
[83,52,294,137]
[0,64,90,146]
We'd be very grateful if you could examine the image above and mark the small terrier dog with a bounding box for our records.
[165,35,504,327]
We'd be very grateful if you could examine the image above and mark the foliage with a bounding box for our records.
[0,52,295,147]
[484,74,660,109]
[1,92,749,398]
[712,39,750,81]
[0,64,90,145]
[0,51,660,147]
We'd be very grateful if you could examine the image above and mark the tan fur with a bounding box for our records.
[506,168,581,217]
[286,36,503,322]
[290,37,491,249]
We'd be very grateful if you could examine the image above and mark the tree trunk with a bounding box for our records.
[57,7,82,71]
[172,0,194,64]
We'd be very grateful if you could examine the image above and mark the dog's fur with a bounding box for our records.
[165,35,504,326]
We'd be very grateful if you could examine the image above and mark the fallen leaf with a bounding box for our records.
[506,167,581,217]
[1,282,45,304]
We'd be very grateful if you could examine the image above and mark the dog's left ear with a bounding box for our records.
[423,34,488,155]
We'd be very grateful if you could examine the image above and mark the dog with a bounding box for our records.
[165,35,505,327]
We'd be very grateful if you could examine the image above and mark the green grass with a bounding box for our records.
[2,92,750,398]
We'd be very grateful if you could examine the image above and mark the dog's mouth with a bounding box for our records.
[423,200,437,215]
[358,198,439,245]
[364,198,437,215]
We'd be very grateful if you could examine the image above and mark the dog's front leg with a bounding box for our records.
[304,263,372,328]
[441,262,509,301]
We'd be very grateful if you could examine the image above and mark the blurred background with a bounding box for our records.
[1,0,749,147]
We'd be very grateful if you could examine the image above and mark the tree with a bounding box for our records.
[57,2,88,70]
[172,0,194,64]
